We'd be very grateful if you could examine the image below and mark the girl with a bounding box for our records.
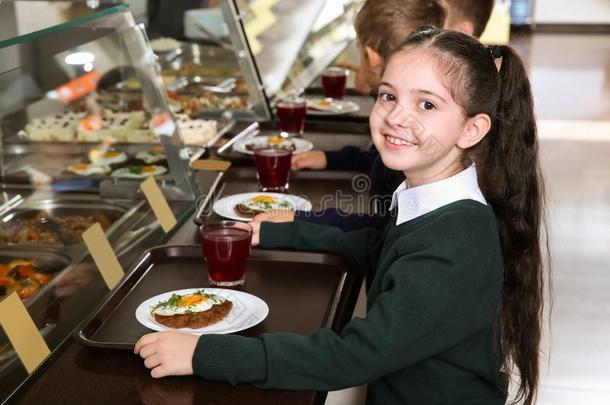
[135,27,548,405]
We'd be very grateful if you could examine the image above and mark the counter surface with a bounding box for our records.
[5,164,367,405]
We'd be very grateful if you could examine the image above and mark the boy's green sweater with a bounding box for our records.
[193,200,508,404]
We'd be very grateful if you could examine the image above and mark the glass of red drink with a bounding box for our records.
[321,68,348,100]
[201,222,252,286]
[276,99,307,137]
[253,146,292,192]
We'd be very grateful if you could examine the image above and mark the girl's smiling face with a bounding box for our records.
[370,49,491,187]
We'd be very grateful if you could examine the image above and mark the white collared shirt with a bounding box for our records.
[389,164,487,225]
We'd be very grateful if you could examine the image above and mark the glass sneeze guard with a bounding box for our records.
[231,0,361,103]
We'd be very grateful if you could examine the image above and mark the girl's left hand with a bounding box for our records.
[134,332,198,378]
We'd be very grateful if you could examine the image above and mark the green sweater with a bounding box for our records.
[193,199,508,404]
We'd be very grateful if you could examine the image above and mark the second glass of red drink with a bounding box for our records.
[201,221,252,287]
[276,98,307,137]
[253,145,292,193]
[321,67,348,100]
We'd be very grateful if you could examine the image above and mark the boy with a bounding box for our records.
[335,0,496,96]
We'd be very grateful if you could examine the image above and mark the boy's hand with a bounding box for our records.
[134,332,198,378]
[239,220,260,246]
[292,151,327,170]
[248,210,295,246]
[254,210,295,223]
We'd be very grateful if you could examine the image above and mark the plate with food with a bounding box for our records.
[67,163,111,176]
[90,150,128,166]
[136,147,166,164]
[212,192,312,221]
[306,98,360,115]
[233,136,314,155]
[135,288,269,334]
[111,165,167,179]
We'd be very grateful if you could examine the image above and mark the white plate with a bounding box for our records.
[111,165,167,178]
[306,98,360,115]
[135,149,166,164]
[213,192,312,222]
[135,288,269,335]
[233,136,314,155]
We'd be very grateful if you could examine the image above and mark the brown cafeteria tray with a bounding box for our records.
[77,245,348,350]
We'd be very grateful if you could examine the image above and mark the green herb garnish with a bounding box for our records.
[149,290,223,315]
[128,166,144,175]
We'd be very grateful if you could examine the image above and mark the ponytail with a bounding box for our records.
[474,45,548,405]
[387,28,550,405]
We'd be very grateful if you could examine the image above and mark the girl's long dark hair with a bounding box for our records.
[387,28,549,405]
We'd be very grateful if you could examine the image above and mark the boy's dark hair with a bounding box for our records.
[355,0,446,59]
[385,28,550,405]
[444,0,495,38]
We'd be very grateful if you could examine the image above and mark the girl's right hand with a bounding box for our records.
[291,151,327,171]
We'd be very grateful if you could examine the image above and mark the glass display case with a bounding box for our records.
[233,0,361,101]
[139,0,361,120]
[0,2,205,400]
[142,1,272,122]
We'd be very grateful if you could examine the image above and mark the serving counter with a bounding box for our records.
[2,162,368,405]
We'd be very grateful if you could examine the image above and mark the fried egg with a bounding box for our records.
[245,136,294,152]
[136,147,166,164]
[150,291,226,316]
[68,163,111,176]
[267,136,293,146]
[242,195,293,211]
[111,165,167,178]
[90,150,127,165]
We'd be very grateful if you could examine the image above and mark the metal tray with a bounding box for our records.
[77,245,348,350]
[0,199,127,247]
[0,246,72,305]
[0,246,72,373]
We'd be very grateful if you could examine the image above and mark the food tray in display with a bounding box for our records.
[8,110,232,147]
[0,246,72,305]
[77,245,349,350]
[0,200,127,248]
[0,246,72,374]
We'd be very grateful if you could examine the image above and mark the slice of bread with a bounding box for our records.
[234,203,267,218]
[154,300,233,329]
